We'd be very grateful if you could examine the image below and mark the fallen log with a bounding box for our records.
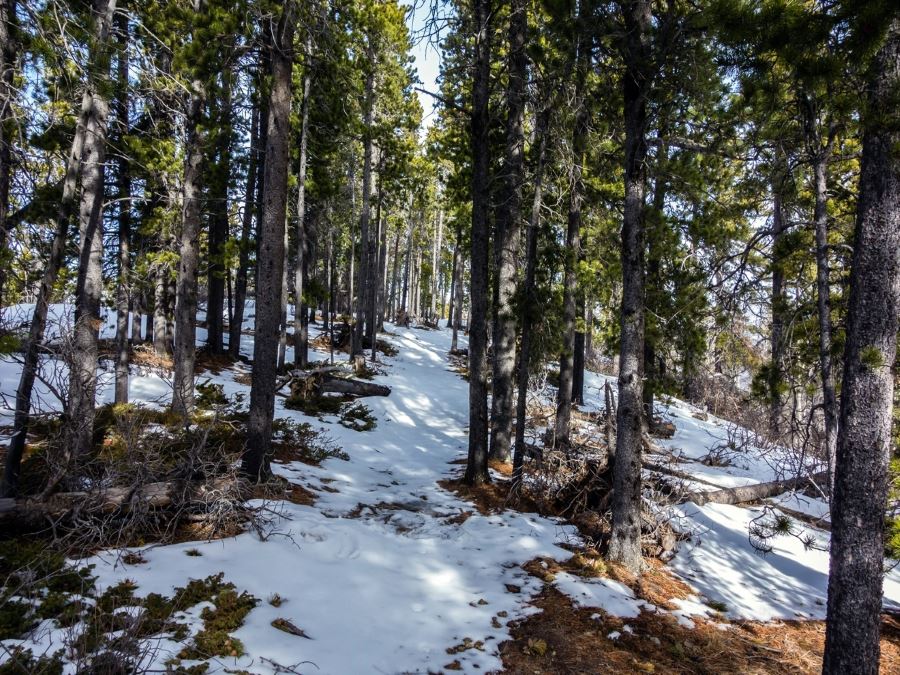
[319,376,390,397]
[0,477,242,524]
[283,366,391,400]
[682,471,828,507]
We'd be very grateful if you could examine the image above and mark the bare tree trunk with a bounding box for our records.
[512,106,548,488]
[277,220,289,369]
[1,52,95,497]
[293,47,311,362]
[243,0,297,481]
[206,73,233,355]
[153,266,169,354]
[451,229,464,353]
[354,64,375,356]
[67,0,116,462]
[389,228,400,321]
[374,159,387,334]
[769,168,788,436]
[573,293,585,404]
[802,93,839,490]
[489,0,527,463]
[642,160,666,425]
[823,20,900,675]
[448,230,459,331]
[171,79,205,421]
[554,0,589,449]
[229,98,259,358]
[464,0,492,486]
[114,12,130,404]
[0,0,17,312]
[609,0,651,575]
[401,222,412,318]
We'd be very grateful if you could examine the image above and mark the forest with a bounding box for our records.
[0,0,898,673]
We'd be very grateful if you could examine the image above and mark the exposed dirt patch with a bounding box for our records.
[495,584,900,674]
[195,349,241,375]
[438,477,514,516]
[130,344,173,370]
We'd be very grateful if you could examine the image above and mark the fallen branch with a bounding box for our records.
[0,477,243,524]
[682,472,828,507]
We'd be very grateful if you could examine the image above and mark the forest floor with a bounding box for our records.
[2,305,900,674]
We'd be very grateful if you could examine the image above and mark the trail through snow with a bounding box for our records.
[2,308,900,673]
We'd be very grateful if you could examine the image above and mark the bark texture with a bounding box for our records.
[489,0,527,462]
[554,0,589,449]
[67,0,116,462]
[463,0,492,486]
[609,0,651,574]
[172,80,205,421]
[243,0,296,481]
[113,12,130,404]
[823,19,900,675]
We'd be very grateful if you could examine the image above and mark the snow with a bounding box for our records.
[553,572,645,618]
[3,303,900,673]
[668,501,900,621]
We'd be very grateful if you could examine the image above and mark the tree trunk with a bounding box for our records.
[153,265,169,354]
[769,169,788,437]
[68,0,116,463]
[802,93,839,491]
[243,0,297,481]
[573,294,585,405]
[229,97,259,358]
[464,0,492,486]
[171,79,205,421]
[452,226,464,352]
[489,0,527,463]
[355,69,375,356]
[0,0,17,312]
[642,162,666,425]
[554,0,589,450]
[823,20,900,675]
[206,73,233,355]
[512,106,548,488]
[374,158,387,336]
[114,12,130,405]
[0,60,95,497]
[448,230,459,330]
[609,0,651,575]
[277,220,290,369]
[293,53,311,365]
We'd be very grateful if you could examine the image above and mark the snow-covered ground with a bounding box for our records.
[2,305,899,673]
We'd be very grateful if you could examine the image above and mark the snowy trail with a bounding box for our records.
[71,323,582,674]
[3,310,900,673]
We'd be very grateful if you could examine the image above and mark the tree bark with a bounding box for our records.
[463,0,492,486]
[0,0,17,311]
[353,63,374,356]
[206,73,233,355]
[609,0,651,575]
[0,45,96,497]
[512,106,548,488]
[769,167,788,437]
[243,0,297,481]
[554,0,589,449]
[229,96,259,358]
[823,20,900,675]
[114,11,130,405]
[171,79,205,421]
[801,93,839,491]
[67,0,116,462]
[293,50,311,365]
[684,472,829,507]
[489,0,527,463]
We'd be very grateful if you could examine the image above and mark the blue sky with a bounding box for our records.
[403,0,445,129]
